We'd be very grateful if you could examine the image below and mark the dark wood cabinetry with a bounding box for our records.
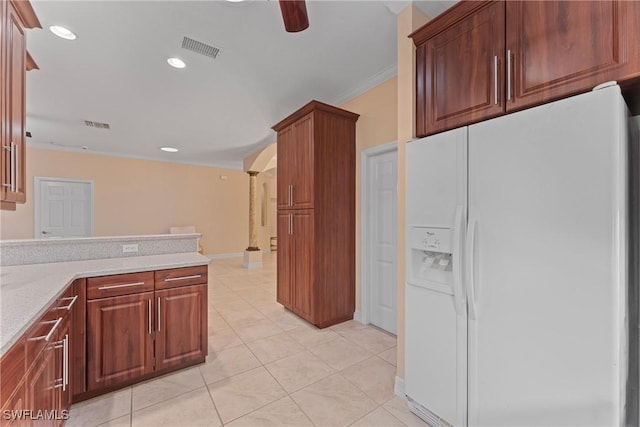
[273,101,358,328]
[0,0,40,210]
[86,266,208,394]
[0,281,77,426]
[87,292,155,391]
[155,284,207,371]
[412,0,640,136]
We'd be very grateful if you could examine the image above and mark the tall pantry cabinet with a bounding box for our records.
[273,101,359,328]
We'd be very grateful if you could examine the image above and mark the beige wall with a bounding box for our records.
[257,169,277,251]
[340,76,398,314]
[0,147,249,255]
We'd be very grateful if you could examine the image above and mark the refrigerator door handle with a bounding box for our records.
[452,205,465,316]
[466,216,478,320]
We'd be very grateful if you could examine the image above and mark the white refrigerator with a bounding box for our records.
[405,84,638,427]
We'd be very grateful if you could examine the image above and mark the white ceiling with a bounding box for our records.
[26,0,455,169]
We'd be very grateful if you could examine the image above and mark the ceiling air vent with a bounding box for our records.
[84,120,110,130]
[181,36,222,59]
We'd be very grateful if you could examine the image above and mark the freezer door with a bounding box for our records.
[467,86,629,426]
[405,128,467,427]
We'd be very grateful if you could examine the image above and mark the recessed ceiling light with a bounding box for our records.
[160,147,179,153]
[167,57,186,69]
[225,0,244,2]
[50,25,76,40]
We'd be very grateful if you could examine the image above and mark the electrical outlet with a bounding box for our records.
[122,244,139,253]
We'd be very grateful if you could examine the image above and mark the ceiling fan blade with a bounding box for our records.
[279,0,309,33]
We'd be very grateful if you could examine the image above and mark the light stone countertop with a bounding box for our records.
[0,252,211,356]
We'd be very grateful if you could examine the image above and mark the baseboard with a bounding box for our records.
[353,311,363,323]
[206,249,272,260]
[394,376,405,397]
[205,252,243,260]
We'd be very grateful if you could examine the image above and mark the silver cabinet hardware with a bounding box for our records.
[288,184,293,206]
[98,281,145,290]
[57,295,78,310]
[13,142,17,192]
[53,334,68,391]
[288,213,293,235]
[507,50,512,101]
[157,297,161,332]
[148,299,152,334]
[63,334,68,390]
[493,55,499,105]
[30,317,63,341]
[164,275,201,282]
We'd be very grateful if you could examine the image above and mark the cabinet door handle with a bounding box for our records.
[13,142,17,193]
[148,299,152,334]
[157,297,161,332]
[29,317,63,342]
[288,214,293,235]
[493,55,499,105]
[291,185,294,206]
[63,334,68,391]
[288,184,292,206]
[57,295,78,311]
[98,281,145,290]
[164,274,201,282]
[2,145,11,190]
[507,49,512,101]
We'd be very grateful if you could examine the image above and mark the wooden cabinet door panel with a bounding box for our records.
[277,126,295,209]
[155,285,207,371]
[291,115,314,209]
[292,211,314,321]
[26,346,57,427]
[421,1,505,135]
[4,2,26,203]
[276,212,293,309]
[507,1,635,111]
[86,292,154,391]
[0,381,25,427]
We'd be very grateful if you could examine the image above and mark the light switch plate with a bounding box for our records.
[122,244,139,253]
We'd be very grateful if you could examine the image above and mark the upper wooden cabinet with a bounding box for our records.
[276,113,314,209]
[1,0,40,210]
[412,0,640,136]
[416,1,505,135]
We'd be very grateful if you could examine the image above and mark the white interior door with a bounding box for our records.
[365,146,398,334]
[36,178,93,238]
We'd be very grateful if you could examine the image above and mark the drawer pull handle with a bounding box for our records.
[157,297,161,332]
[57,295,78,310]
[29,317,63,342]
[148,299,152,335]
[98,281,145,290]
[164,275,201,282]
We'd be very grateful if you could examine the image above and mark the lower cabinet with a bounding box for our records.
[155,285,207,371]
[277,210,315,323]
[86,266,208,394]
[86,292,155,391]
[25,345,57,427]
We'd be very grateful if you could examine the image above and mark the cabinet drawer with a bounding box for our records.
[25,309,63,371]
[87,272,154,299]
[155,266,208,290]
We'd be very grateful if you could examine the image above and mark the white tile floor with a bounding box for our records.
[67,254,428,427]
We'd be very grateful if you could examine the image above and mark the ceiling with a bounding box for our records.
[26,0,455,170]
